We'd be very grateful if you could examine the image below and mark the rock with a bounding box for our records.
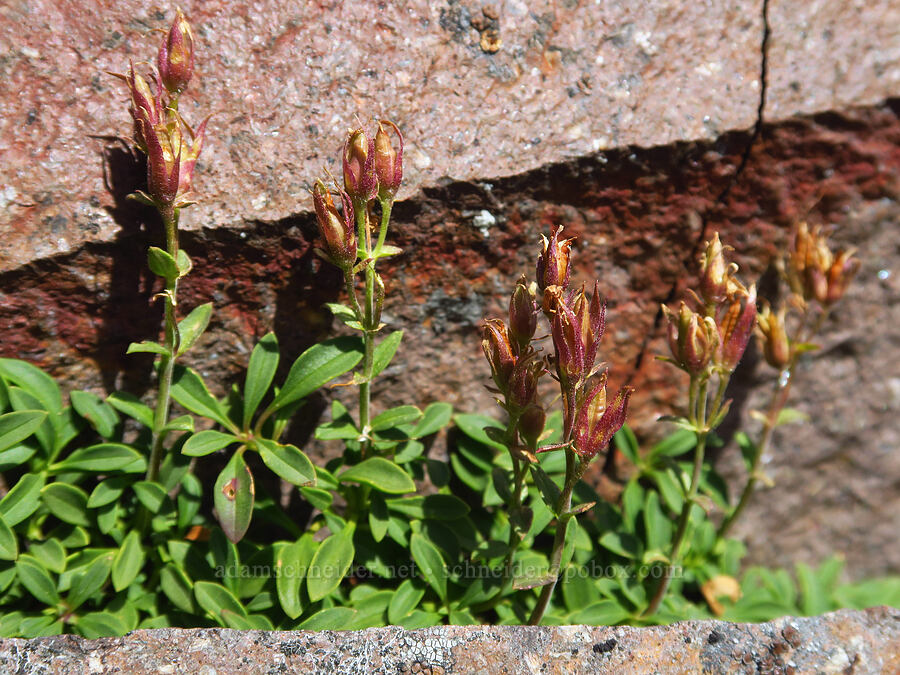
[0,607,896,673]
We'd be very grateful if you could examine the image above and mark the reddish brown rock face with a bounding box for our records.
[1,0,898,581]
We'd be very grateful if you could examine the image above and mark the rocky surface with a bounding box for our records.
[1,0,899,582]
[0,607,896,674]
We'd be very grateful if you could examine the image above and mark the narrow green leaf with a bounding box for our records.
[0,474,44,526]
[268,337,363,413]
[649,429,696,459]
[307,531,354,603]
[170,366,234,431]
[598,531,641,560]
[298,607,357,630]
[194,581,247,625]
[75,612,128,639]
[371,405,422,432]
[560,517,578,570]
[385,495,470,521]
[643,491,672,553]
[614,425,640,466]
[776,407,809,426]
[0,445,37,472]
[453,413,505,450]
[67,553,113,610]
[162,414,194,433]
[299,487,333,512]
[388,578,426,624]
[182,430,239,457]
[111,531,144,592]
[276,535,316,620]
[243,333,279,427]
[735,431,758,473]
[160,564,197,613]
[132,481,168,513]
[530,465,562,514]
[0,515,18,561]
[106,392,154,428]
[410,533,447,602]
[30,539,65,574]
[338,457,415,494]
[257,439,316,487]
[126,341,170,356]
[69,391,119,439]
[176,302,213,357]
[371,330,403,377]
[16,557,59,605]
[214,452,255,543]
[411,402,453,439]
[0,359,62,415]
[50,443,145,474]
[568,600,630,625]
[41,483,90,527]
[175,248,192,276]
[0,411,47,453]
[147,246,179,280]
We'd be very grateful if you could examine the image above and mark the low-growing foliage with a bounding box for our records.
[0,9,894,638]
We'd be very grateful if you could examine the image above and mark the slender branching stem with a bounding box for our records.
[147,206,181,483]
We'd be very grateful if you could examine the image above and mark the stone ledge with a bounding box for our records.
[0,607,896,674]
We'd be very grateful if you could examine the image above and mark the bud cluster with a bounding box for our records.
[113,9,207,212]
[662,232,757,379]
[314,122,404,270]
[484,228,631,461]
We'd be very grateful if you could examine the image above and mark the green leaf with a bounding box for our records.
[0,359,62,415]
[182,430,239,457]
[614,425,640,465]
[176,302,213,357]
[257,439,316,487]
[162,415,194,433]
[410,533,447,602]
[560,517,579,571]
[147,246,179,280]
[734,432,758,473]
[67,553,113,610]
[75,612,128,639]
[598,531,641,560]
[796,562,830,616]
[276,535,315,619]
[0,410,47,453]
[650,469,684,513]
[454,413,505,451]
[132,481,168,513]
[126,341,169,356]
[16,556,59,605]
[371,405,422,432]
[106,392,154,428]
[0,515,18,561]
[41,483,90,527]
[385,495,470,521]
[299,487,333,512]
[338,457,415,494]
[649,429,696,459]
[214,452,255,543]
[568,600,630,625]
[411,402,453,439]
[315,401,360,440]
[642,491,672,553]
[243,332,279,427]
[0,473,44,526]
[170,366,234,431]
[194,581,247,625]
[268,337,363,413]
[369,493,389,543]
[50,443,145,473]
[307,531,354,602]
[69,391,119,439]
[388,579,426,624]
[160,564,197,613]
[111,531,144,592]
[175,248,192,276]
[298,607,357,630]
[30,540,65,573]
[775,407,809,426]
[531,465,562,514]
[371,330,403,377]
[0,444,36,472]
[325,302,359,327]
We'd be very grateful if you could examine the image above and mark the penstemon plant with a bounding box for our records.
[0,7,895,640]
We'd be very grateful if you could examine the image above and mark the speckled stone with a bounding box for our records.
[0,608,896,674]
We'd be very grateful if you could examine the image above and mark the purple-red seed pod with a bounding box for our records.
[716,284,757,372]
[663,302,719,376]
[313,180,358,269]
[374,121,403,201]
[157,8,195,95]
[550,301,586,386]
[482,319,516,394]
[572,281,606,373]
[508,277,537,353]
[536,226,573,294]
[756,302,791,370]
[571,374,632,460]
[343,128,378,205]
[698,233,733,306]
